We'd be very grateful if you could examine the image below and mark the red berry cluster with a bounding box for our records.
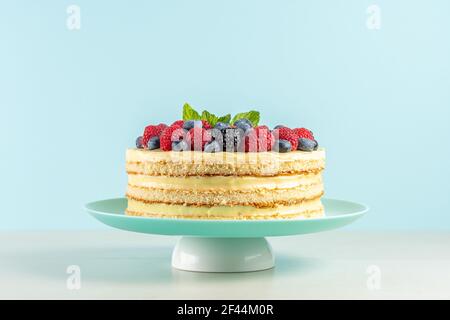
[136,120,317,153]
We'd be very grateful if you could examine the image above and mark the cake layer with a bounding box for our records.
[126,149,325,177]
[126,198,324,220]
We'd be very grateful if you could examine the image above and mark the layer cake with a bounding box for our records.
[126,149,325,219]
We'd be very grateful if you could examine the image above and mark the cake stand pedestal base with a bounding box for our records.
[171,237,275,273]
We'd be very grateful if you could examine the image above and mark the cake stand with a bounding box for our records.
[85,198,367,272]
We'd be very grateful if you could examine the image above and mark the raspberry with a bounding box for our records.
[245,125,274,152]
[293,128,314,140]
[171,120,184,127]
[160,126,187,151]
[157,123,168,130]
[273,127,298,151]
[187,127,212,151]
[201,120,212,130]
[142,125,166,148]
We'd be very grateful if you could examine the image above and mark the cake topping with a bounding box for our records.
[273,127,299,151]
[245,125,274,152]
[160,126,186,151]
[147,136,160,150]
[274,139,292,153]
[293,127,314,140]
[171,120,184,127]
[187,127,212,151]
[172,140,189,152]
[135,136,143,149]
[297,138,318,152]
[142,124,166,148]
[204,140,222,153]
[182,120,202,131]
[135,103,319,153]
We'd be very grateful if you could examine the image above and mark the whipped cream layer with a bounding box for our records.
[127,148,325,164]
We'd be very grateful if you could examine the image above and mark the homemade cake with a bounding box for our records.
[125,104,325,220]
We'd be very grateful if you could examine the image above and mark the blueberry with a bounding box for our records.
[209,128,224,144]
[234,119,252,132]
[136,136,143,149]
[183,120,202,131]
[147,136,160,150]
[273,125,285,129]
[222,128,245,152]
[274,139,291,153]
[172,140,189,152]
[204,140,222,153]
[214,122,230,131]
[297,138,317,152]
[234,118,252,127]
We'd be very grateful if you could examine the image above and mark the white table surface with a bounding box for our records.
[0,230,449,299]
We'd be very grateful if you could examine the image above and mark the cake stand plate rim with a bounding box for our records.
[84,197,368,237]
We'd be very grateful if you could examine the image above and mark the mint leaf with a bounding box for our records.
[201,110,219,126]
[183,103,201,120]
[231,110,260,126]
[217,114,231,124]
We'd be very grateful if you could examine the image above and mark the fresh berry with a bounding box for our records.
[222,128,245,152]
[157,123,168,130]
[147,136,160,150]
[142,125,166,148]
[255,125,274,152]
[273,127,298,151]
[172,140,189,152]
[183,120,202,131]
[273,125,285,129]
[245,125,274,152]
[313,140,318,150]
[204,140,222,153]
[297,138,318,152]
[234,118,252,127]
[274,139,292,153]
[187,127,212,151]
[214,122,231,131]
[209,128,224,149]
[171,120,184,127]
[136,136,143,149]
[160,126,187,151]
[293,127,314,140]
[201,120,212,130]
[233,119,252,132]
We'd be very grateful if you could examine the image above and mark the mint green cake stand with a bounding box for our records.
[85,198,367,273]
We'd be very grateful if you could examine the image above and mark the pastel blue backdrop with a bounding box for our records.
[1,1,449,230]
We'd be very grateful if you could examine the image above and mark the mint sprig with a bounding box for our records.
[201,110,218,127]
[182,103,260,127]
[231,111,260,126]
[183,103,201,120]
[217,114,231,124]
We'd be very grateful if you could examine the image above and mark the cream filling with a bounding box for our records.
[128,173,322,190]
[126,148,325,165]
[127,199,323,217]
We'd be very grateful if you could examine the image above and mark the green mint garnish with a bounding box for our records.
[183,103,201,120]
[182,103,259,126]
[217,114,231,124]
[201,110,218,126]
[231,110,260,126]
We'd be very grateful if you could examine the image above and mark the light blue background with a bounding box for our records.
[1,1,449,230]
